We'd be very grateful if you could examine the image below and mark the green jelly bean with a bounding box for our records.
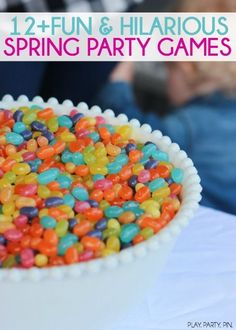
[58,115,73,129]
[148,178,166,192]
[120,224,140,244]
[58,234,78,256]
[105,206,123,218]
[37,168,59,185]
[55,219,69,237]
[72,187,89,201]
[23,111,37,125]
[40,216,56,229]
[102,228,120,240]
[171,168,184,184]
[72,152,84,165]
[63,194,75,208]
[47,117,59,132]
[83,153,96,165]
[2,255,16,268]
[6,132,24,146]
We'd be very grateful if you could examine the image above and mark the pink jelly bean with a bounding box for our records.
[17,142,27,151]
[14,215,28,227]
[4,229,23,242]
[20,248,34,268]
[94,179,112,190]
[78,250,94,262]
[70,109,78,116]
[4,110,13,120]
[138,170,151,183]
[74,201,91,213]
[22,152,36,162]
[95,116,106,126]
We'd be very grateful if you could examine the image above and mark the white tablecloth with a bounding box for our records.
[114,207,236,330]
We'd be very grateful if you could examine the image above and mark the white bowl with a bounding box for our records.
[0,95,202,330]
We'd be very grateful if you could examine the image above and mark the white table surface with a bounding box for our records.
[114,206,236,330]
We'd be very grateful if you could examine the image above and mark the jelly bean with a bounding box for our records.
[148,178,166,192]
[171,168,184,183]
[107,162,122,174]
[135,186,151,203]
[87,229,103,240]
[6,132,24,146]
[60,132,76,142]
[106,236,120,252]
[45,197,64,208]
[31,121,47,132]
[152,187,171,201]
[39,216,56,229]
[58,234,78,255]
[120,223,140,243]
[37,146,55,159]
[72,187,89,201]
[63,194,75,208]
[138,170,151,183]
[4,229,23,242]
[20,248,34,268]
[55,220,69,237]
[142,143,156,157]
[105,206,123,218]
[13,110,24,122]
[140,227,154,240]
[94,179,112,190]
[95,218,108,231]
[74,201,90,213]
[118,211,136,224]
[58,115,73,129]
[15,197,36,209]
[38,168,59,184]
[84,208,103,222]
[152,150,169,161]
[73,220,92,237]
[81,236,103,251]
[13,122,26,134]
[20,207,38,218]
[35,254,48,267]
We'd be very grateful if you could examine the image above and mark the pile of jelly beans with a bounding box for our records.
[0,105,184,268]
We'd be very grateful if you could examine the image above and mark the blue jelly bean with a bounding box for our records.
[107,162,122,174]
[6,132,24,146]
[61,150,72,163]
[13,122,26,134]
[128,175,138,188]
[87,199,99,208]
[68,218,77,231]
[142,143,157,157]
[58,115,73,129]
[105,206,123,218]
[171,168,184,184]
[71,113,84,124]
[145,159,158,170]
[72,187,89,201]
[43,130,54,142]
[45,197,64,208]
[120,223,140,244]
[31,121,47,132]
[40,216,56,229]
[28,161,39,172]
[58,234,78,256]
[72,152,84,165]
[13,110,24,122]
[21,130,33,141]
[63,194,75,208]
[87,229,103,240]
[148,178,166,192]
[37,168,60,185]
[125,143,136,153]
[152,150,169,162]
[20,207,38,218]
[0,234,6,245]
[57,175,72,189]
[95,218,108,231]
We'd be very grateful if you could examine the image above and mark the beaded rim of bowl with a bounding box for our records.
[0,94,202,282]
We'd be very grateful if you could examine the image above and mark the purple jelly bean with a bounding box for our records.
[145,159,158,169]
[68,218,77,231]
[71,112,84,124]
[43,130,54,142]
[128,175,138,188]
[95,218,108,231]
[21,130,33,140]
[20,207,38,218]
[125,143,136,153]
[45,197,64,208]
[87,199,99,208]
[13,110,24,122]
[31,121,47,132]
[87,229,103,240]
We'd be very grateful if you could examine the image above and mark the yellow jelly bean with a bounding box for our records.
[117,125,132,140]
[102,248,116,257]
[23,111,37,125]
[2,202,15,216]
[89,164,108,175]
[60,132,76,142]
[38,185,51,199]
[35,254,48,267]
[0,215,13,223]
[145,205,160,218]
[152,187,171,201]
[96,157,109,165]
[0,222,15,233]
[24,173,38,184]
[106,143,121,157]
[50,191,64,198]
[132,164,144,175]
[140,200,159,210]
[3,172,16,184]
[47,117,58,133]
[0,178,11,189]
[106,236,120,252]
[65,162,76,174]
[12,163,31,176]
[15,197,36,209]
[107,219,121,231]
